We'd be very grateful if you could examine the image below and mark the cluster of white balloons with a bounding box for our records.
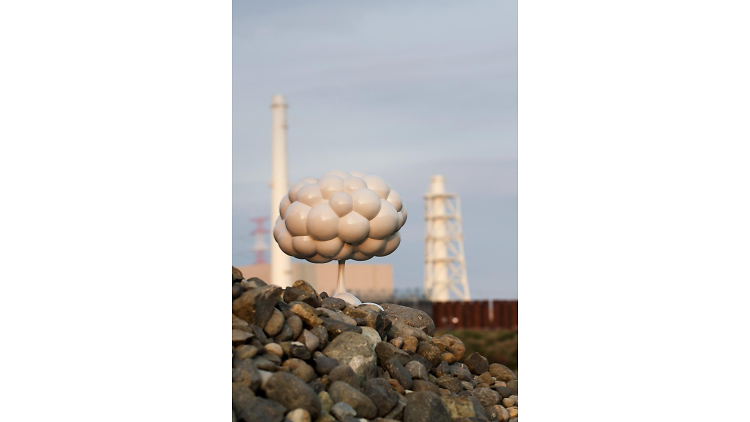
[273,171,407,263]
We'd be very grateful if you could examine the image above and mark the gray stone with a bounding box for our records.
[265,343,283,357]
[299,329,321,352]
[287,408,311,422]
[319,391,334,414]
[412,379,440,394]
[331,402,356,421]
[405,361,428,380]
[463,352,489,375]
[416,341,442,367]
[328,381,378,419]
[321,317,362,339]
[382,304,435,336]
[374,341,411,369]
[321,297,346,310]
[359,326,381,348]
[322,332,378,381]
[362,378,399,417]
[281,341,312,360]
[282,358,316,383]
[232,285,283,327]
[288,315,304,340]
[436,375,463,394]
[253,355,278,371]
[232,266,244,282]
[329,364,361,389]
[403,391,451,422]
[433,361,451,378]
[274,323,294,342]
[471,388,500,407]
[506,380,518,395]
[234,395,286,422]
[232,329,253,345]
[234,345,259,360]
[264,372,322,418]
[494,385,512,399]
[311,325,329,349]
[232,283,243,300]
[385,358,413,390]
[314,355,339,376]
[232,358,262,392]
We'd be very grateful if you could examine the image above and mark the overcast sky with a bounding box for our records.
[233,0,517,299]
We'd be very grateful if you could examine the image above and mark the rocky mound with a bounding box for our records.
[232,267,518,422]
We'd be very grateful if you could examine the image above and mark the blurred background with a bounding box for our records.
[233,0,517,366]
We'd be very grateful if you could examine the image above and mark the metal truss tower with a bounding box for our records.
[251,217,269,264]
[424,175,470,301]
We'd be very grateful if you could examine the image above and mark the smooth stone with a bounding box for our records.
[495,385,512,399]
[412,379,440,394]
[253,356,278,371]
[265,308,285,337]
[436,375,463,394]
[405,361,428,381]
[282,358,316,383]
[359,327,381,348]
[314,411,337,422]
[232,266,244,282]
[403,391,451,422]
[362,378,400,417]
[489,405,509,422]
[265,343,283,357]
[234,395,286,422]
[328,381,378,419]
[287,408,312,422]
[329,364,361,389]
[235,345,259,360]
[381,303,435,336]
[375,342,411,369]
[232,358,262,392]
[488,363,516,382]
[389,337,404,348]
[300,329,321,352]
[319,391,334,414]
[472,388,500,407]
[288,315,304,339]
[264,372,322,419]
[290,302,324,328]
[311,325,329,349]
[314,355,339,376]
[506,380,518,395]
[331,402,356,421]
[508,407,518,418]
[385,358,413,390]
[440,395,488,420]
[321,297,346,310]
[463,352,489,375]
[415,341,442,367]
[322,332,378,382]
[321,317,362,339]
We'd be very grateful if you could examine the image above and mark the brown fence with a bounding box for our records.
[432,300,517,330]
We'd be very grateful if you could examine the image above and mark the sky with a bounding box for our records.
[233,0,518,299]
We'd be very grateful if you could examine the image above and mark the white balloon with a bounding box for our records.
[288,181,308,202]
[292,235,316,257]
[357,237,387,256]
[349,171,366,178]
[277,226,296,257]
[306,203,340,241]
[273,217,284,242]
[315,237,344,258]
[306,254,332,263]
[386,189,403,212]
[351,251,373,261]
[285,201,311,236]
[343,176,367,194]
[351,188,381,220]
[332,242,354,260]
[296,183,323,207]
[318,175,345,199]
[324,170,350,179]
[301,177,318,184]
[379,231,401,256]
[279,195,292,219]
[368,200,399,239]
[338,211,369,244]
[363,175,391,199]
[329,191,353,217]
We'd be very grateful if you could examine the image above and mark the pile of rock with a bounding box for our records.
[232,267,518,422]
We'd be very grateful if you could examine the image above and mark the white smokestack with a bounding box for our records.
[270,95,292,287]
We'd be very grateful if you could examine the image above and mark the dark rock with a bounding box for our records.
[494,385,512,398]
[489,363,516,383]
[362,378,400,417]
[320,291,329,299]
[232,266,244,282]
[405,361,428,381]
[232,283,243,300]
[471,388,500,407]
[244,277,267,290]
[232,358,261,392]
[250,324,268,345]
[282,358,316,383]
[232,285,283,327]
[232,329,253,346]
[298,329,320,352]
[284,288,322,308]
[342,306,390,339]
[328,381,378,419]
[375,342,411,369]
[264,372,322,418]
[321,297,346,310]
[308,380,325,394]
[320,317,362,339]
[412,379,440,394]
[286,315,303,340]
[254,356,278,372]
[280,341,311,360]
[329,364,361,389]
[322,332,378,382]
[408,353,433,373]
[403,391,451,422]
[463,352,489,375]
[311,325,329,349]
[450,363,474,383]
[433,361,451,378]
[314,355,339,376]
[385,358,413,390]
[331,402,356,421]
[354,317,366,326]
[382,303,435,337]
[234,395,286,422]
[292,279,319,296]
[506,380,518,395]
[264,308,285,337]
[436,375,463,394]
[416,341,442,367]
[273,323,294,342]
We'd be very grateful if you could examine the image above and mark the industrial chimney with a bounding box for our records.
[270,95,292,287]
